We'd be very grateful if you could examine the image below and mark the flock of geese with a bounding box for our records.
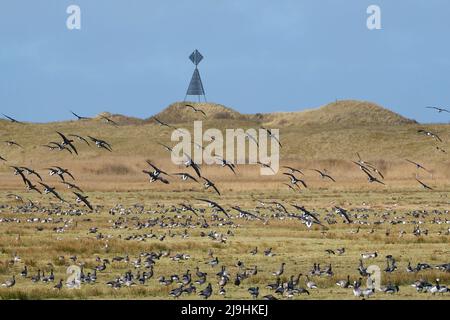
[0,105,449,299]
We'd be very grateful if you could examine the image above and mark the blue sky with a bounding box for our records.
[0,0,449,123]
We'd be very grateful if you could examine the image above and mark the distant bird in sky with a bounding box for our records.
[2,114,21,123]
[426,106,450,113]
[70,110,91,120]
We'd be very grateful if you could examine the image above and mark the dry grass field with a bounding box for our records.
[0,100,449,300]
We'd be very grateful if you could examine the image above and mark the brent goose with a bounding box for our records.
[186,104,207,117]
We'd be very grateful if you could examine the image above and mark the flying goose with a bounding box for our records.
[283,173,307,188]
[261,127,282,147]
[418,129,442,142]
[216,157,236,175]
[282,166,304,175]
[311,169,336,182]
[426,106,450,113]
[70,110,91,120]
[68,134,90,146]
[100,115,119,126]
[73,192,93,210]
[172,172,198,183]
[405,159,430,173]
[245,132,259,146]
[143,170,169,184]
[157,142,173,152]
[202,177,220,195]
[88,136,112,152]
[359,166,385,185]
[152,117,174,128]
[415,178,433,190]
[145,161,169,178]
[195,198,230,218]
[61,181,84,193]
[38,182,66,202]
[56,132,78,155]
[2,114,21,123]
[183,153,202,178]
[24,178,41,194]
[19,167,42,181]
[5,140,23,148]
[232,206,265,222]
[185,104,207,117]
[333,206,352,223]
[256,161,275,174]
[44,142,72,153]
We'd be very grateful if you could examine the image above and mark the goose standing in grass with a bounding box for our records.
[199,283,213,299]
[248,287,259,299]
[272,263,285,277]
[336,275,351,288]
[305,275,317,289]
[1,275,15,288]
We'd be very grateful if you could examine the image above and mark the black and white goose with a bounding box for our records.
[418,129,442,142]
[283,173,307,189]
[215,157,236,175]
[38,182,66,202]
[145,161,169,178]
[202,177,221,195]
[56,131,78,155]
[73,192,94,211]
[272,263,285,277]
[88,136,113,152]
[183,153,202,178]
[195,198,230,218]
[173,172,199,183]
[405,159,430,173]
[143,170,169,184]
[1,275,15,288]
[198,283,213,299]
[61,181,84,193]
